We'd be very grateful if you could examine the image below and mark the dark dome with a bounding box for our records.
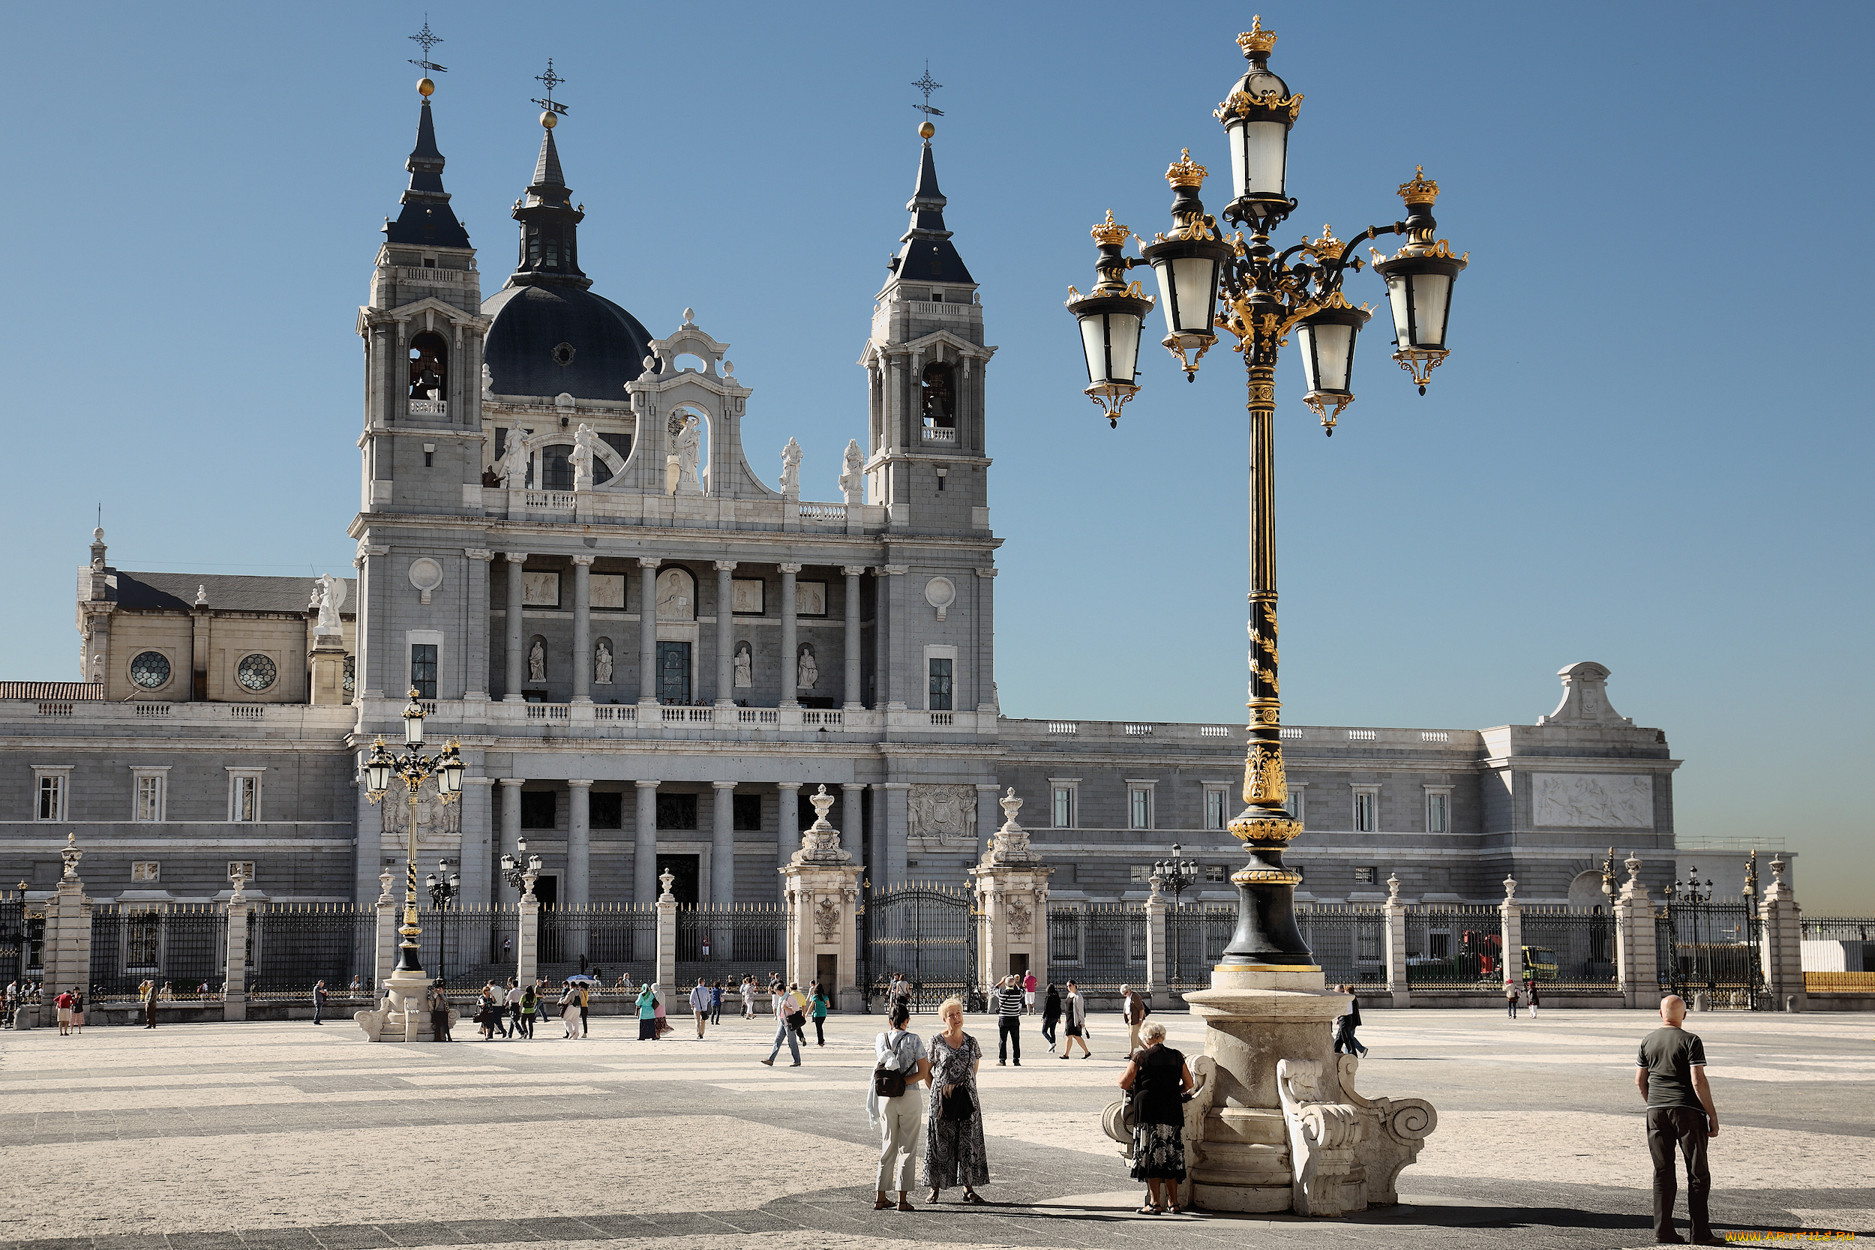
[481,283,656,402]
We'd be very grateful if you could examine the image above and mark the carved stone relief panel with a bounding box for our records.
[1532,773,1653,829]
[908,784,979,851]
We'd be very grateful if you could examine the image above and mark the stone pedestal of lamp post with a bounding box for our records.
[779,786,864,1011]
[354,879,452,1043]
[968,789,1053,994]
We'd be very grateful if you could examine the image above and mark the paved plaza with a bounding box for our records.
[2,1007,1870,1249]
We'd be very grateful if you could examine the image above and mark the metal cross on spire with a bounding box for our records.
[912,62,944,117]
[408,15,446,74]
[532,58,569,117]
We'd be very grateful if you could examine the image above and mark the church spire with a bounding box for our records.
[384,78,470,249]
[890,121,973,286]
[507,61,589,289]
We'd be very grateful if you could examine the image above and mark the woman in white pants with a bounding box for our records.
[868,1000,931,1211]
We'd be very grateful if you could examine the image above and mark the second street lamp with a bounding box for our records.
[1067,17,1467,973]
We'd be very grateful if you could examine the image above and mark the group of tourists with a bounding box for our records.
[461,976,593,1041]
[1505,977,1543,1018]
[3,981,43,1027]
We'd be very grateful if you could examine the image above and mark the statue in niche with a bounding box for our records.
[672,414,703,494]
[797,643,818,691]
[839,438,864,503]
[779,437,801,498]
[569,422,599,492]
[528,638,546,684]
[734,640,753,688]
[594,640,613,685]
[497,430,532,489]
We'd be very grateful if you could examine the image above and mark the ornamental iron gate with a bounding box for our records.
[1404,904,1502,989]
[1295,904,1389,988]
[537,904,657,985]
[1049,902,1146,995]
[676,904,788,988]
[248,904,377,999]
[88,903,227,1000]
[1656,899,1762,1010]
[862,884,978,1011]
[1519,905,1619,991]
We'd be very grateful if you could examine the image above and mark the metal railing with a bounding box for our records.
[1404,904,1502,989]
[675,904,788,987]
[537,904,656,985]
[1801,916,1875,942]
[88,904,227,1000]
[1520,905,1619,991]
[247,904,377,998]
[1048,902,1145,994]
[1295,904,1388,988]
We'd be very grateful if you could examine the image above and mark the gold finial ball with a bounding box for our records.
[540,111,558,130]
[919,120,935,140]
[417,77,435,98]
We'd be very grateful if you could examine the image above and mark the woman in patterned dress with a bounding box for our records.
[922,997,989,1203]
[1118,1019,1195,1214]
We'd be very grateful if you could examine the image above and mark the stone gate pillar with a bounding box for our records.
[1145,878,1169,993]
[1613,855,1660,1010]
[656,870,679,995]
[1499,876,1523,990]
[516,870,540,985]
[1382,875,1410,1008]
[970,789,1053,995]
[40,834,92,1028]
[1758,855,1805,1011]
[224,870,251,1022]
[779,786,864,1011]
[373,871,397,991]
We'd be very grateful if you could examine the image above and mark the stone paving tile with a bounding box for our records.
[302,1227,396,1250]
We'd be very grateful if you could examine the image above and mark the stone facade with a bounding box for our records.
[0,94,1701,930]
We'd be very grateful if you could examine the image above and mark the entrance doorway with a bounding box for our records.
[657,641,692,702]
[656,854,700,906]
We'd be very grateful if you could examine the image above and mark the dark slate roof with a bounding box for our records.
[110,571,356,615]
[482,285,655,401]
[386,100,471,249]
[892,139,973,285]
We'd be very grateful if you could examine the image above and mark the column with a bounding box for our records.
[571,555,594,703]
[881,565,909,709]
[223,890,250,1022]
[1499,876,1523,990]
[975,784,1001,865]
[503,553,528,701]
[635,780,660,903]
[460,776,496,908]
[779,563,801,706]
[1383,875,1411,1008]
[1145,884,1169,992]
[841,783,867,864]
[776,782,802,886]
[638,558,661,704]
[463,549,493,701]
[354,771,383,905]
[974,566,997,712]
[567,780,593,908]
[883,781,911,886]
[714,561,737,706]
[499,779,524,903]
[842,566,865,709]
[868,783,889,888]
[711,781,738,906]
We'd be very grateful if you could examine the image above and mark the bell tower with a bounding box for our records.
[860,120,995,533]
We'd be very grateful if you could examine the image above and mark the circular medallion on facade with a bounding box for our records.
[408,557,444,596]
[551,341,577,366]
[129,650,171,690]
[236,653,278,692]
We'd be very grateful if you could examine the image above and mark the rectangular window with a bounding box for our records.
[1128,785,1153,831]
[1052,786,1073,829]
[928,658,953,711]
[130,861,160,884]
[733,793,763,831]
[1426,790,1450,834]
[134,773,166,822]
[229,773,261,822]
[227,861,257,885]
[1204,787,1227,830]
[589,791,623,830]
[1130,864,1154,884]
[1354,865,1377,884]
[657,793,699,830]
[409,644,438,700]
[520,791,557,830]
[1205,864,1227,882]
[1353,788,1377,833]
[34,771,67,821]
[1285,785,1306,823]
[127,910,160,967]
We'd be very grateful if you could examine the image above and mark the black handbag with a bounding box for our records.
[939,1082,977,1122]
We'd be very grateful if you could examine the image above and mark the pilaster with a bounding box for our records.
[779,563,801,707]
[1383,875,1410,1008]
[638,558,661,706]
[1499,876,1523,990]
[714,561,737,706]
[570,554,594,703]
[463,549,494,701]
[502,553,528,702]
[635,779,661,903]
[516,871,540,984]
[842,565,865,710]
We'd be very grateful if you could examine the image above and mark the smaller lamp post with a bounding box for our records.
[500,837,540,893]
[426,859,460,910]
[1152,844,1200,982]
[362,690,465,979]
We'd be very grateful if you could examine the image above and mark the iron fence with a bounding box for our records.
[1801,917,1875,942]
[1657,900,1762,1010]
[1296,904,1388,988]
[1049,902,1146,995]
[418,905,518,991]
[1165,904,1232,991]
[247,905,377,999]
[0,891,22,983]
[1404,904,1502,989]
[863,884,979,1010]
[538,904,658,987]
[88,903,227,1000]
[675,904,788,988]
[1519,906,1619,990]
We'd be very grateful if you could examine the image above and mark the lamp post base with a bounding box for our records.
[353,967,452,1043]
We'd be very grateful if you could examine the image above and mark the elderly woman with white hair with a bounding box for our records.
[1117,1018,1196,1214]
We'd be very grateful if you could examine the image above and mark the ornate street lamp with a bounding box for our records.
[1152,843,1201,984]
[363,690,465,976]
[499,835,541,892]
[427,858,461,910]
[1066,19,1467,972]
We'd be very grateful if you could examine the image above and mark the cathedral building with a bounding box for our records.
[0,84,1687,916]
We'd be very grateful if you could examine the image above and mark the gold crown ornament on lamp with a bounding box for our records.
[1237,15,1278,57]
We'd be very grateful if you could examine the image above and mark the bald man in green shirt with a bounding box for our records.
[1635,995,1723,1245]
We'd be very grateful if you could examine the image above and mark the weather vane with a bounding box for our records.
[408,16,446,75]
[912,62,944,117]
[532,58,569,117]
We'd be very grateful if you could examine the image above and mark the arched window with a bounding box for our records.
[921,362,956,428]
[540,444,574,490]
[527,226,541,266]
[408,332,448,401]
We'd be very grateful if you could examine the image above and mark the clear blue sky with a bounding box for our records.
[1,4,1868,910]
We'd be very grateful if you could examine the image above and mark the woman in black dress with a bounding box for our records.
[1117,1019,1195,1214]
[1040,984,1062,1052]
[923,997,988,1203]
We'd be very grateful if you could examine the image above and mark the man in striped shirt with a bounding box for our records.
[994,975,1025,1066]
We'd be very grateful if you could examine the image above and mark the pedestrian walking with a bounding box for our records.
[536,979,551,1025]
[504,978,525,1039]
[1637,994,1724,1245]
[55,987,73,1036]
[559,982,581,1038]
[1118,1019,1196,1214]
[1505,981,1520,1019]
[312,979,327,1025]
[579,982,592,1037]
[1333,985,1370,1056]
[1022,970,1037,1015]
[761,981,805,1067]
[654,985,673,1038]
[636,983,657,1041]
[1041,984,1062,1052]
[742,975,758,1019]
[141,978,158,1029]
[1121,985,1146,1057]
[1059,980,1090,1058]
[710,980,724,1024]
[428,983,452,1041]
[70,987,85,1034]
[690,978,712,1039]
[992,975,1023,1066]
[1526,978,1541,1019]
[518,982,537,1038]
[868,1000,931,1212]
[923,997,988,1203]
[476,983,499,1040]
[888,972,911,1016]
[811,982,830,1046]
